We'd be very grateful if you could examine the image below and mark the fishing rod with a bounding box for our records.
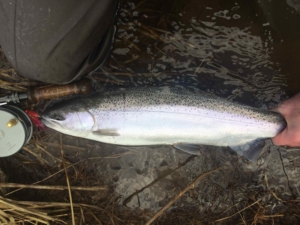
[0,78,94,157]
[0,78,93,105]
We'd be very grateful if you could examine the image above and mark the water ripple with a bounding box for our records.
[96,0,288,107]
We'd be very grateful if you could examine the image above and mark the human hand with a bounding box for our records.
[272,93,300,147]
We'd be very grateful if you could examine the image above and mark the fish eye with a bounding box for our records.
[52,114,65,121]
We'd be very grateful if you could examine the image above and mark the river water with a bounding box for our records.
[96,0,300,108]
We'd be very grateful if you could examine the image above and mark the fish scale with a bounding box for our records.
[41,87,286,161]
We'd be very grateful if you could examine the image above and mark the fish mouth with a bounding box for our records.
[41,117,59,129]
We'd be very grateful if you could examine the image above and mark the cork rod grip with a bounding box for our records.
[28,79,93,101]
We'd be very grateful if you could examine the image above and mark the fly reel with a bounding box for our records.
[0,105,33,157]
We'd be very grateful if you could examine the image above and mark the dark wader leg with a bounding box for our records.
[0,0,118,84]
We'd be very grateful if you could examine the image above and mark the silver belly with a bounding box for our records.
[86,110,280,147]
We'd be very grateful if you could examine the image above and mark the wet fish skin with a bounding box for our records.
[41,87,286,161]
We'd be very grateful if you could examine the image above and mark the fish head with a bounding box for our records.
[41,102,95,137]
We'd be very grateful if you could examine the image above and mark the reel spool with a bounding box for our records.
[0,105,33,157]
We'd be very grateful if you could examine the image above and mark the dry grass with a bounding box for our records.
[145,169,219,225]
[0,196,65,224]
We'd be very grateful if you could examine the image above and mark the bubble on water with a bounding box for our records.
[233,14,241,19]
[128,2,135,9]
[214,10,231,20]
[232,6,240,11]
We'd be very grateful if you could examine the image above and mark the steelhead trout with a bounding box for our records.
[41,87,286,161]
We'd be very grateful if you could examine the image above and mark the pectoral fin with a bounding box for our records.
[92,129,120,136]
[173,143,202,155]
[230,139,265,162]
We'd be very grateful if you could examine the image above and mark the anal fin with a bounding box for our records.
[230,139,265,162]
[173,143,201,155]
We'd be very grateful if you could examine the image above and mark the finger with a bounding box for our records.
[270,93,300,116]
[273,102,292,117]
[292,92,300,100]
[269,106,280,113]
[272,130,291,146]
[272,130,300,147]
